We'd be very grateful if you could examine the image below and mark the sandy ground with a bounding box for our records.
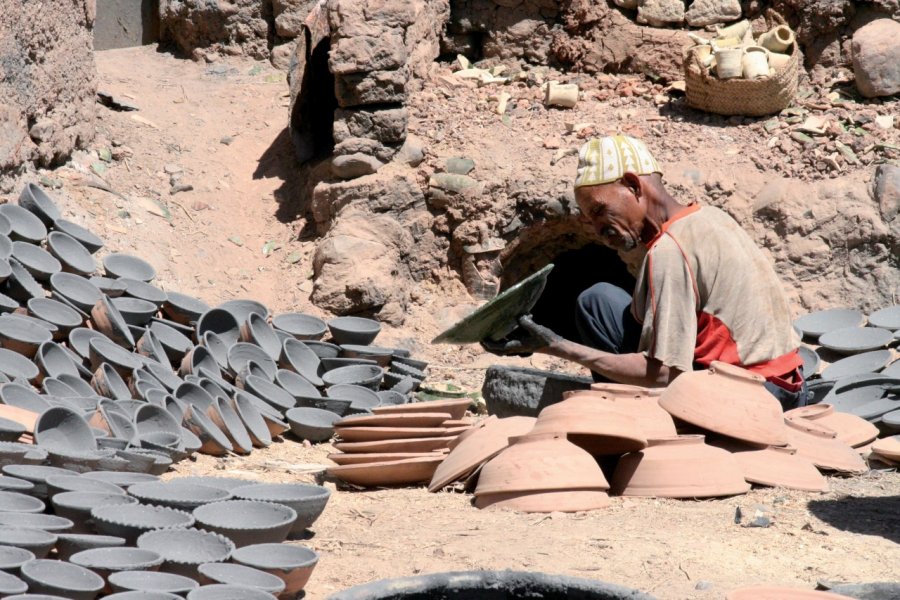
[12,46,899,599]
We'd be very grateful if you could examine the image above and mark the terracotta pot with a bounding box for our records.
[659,362,788,446]
[725,443,828,492]
[530,397,647,455]
[474,489,610,512]
[758,24,795,53]
[328,455,445,487]
[784,419,868,474]
[871,435,900,463]
[784,404,878,448]
[611,435,750,498]
[568,388,676,439]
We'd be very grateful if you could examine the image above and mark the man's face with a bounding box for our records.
[575,180,646,251]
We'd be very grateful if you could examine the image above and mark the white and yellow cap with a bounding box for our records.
[574,135,662,189]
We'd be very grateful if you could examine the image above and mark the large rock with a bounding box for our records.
[851,19,900,98]
[0,0,97,178]
[637,0,686,26]
[481,366,593,418]
[159,0,270,59]
[685,0,742,27]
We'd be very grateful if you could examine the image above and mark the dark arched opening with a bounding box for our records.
[290,34,337,164]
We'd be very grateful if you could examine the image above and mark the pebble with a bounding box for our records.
[446,157,476,175]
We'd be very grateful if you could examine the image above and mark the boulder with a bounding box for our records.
[685,0,742,27]
[637,0,686,26]
[851,19,900,98]
[481,365,593,418]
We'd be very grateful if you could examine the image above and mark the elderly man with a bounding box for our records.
[485,135,807,409]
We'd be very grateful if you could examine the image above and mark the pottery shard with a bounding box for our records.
[335,68,409,107]
[851,19,900,98]
[637,0,686,26]
[873,163,900,223]
[329,32,407,75]
[331,153,385,180]
[333,107,408,145]
[685,0,741,27]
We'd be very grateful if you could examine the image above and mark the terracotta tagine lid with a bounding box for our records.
[784,404,879,448]
[727,443,829,492]
[475,432,609,497]
[610,435,751,498]
[871,435,900,464]
[659,361,788,446]
[327,455,445,487]
[783,418,868,474]
[474,488,610,512]
[725,585,855,599]
[563,388,677,439]
[530,397,648,455]
[428,416,537,492]
[371,398,470,420]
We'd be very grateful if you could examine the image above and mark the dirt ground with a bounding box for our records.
[14,46,900,598]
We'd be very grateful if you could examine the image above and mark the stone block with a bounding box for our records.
[637,0,686,26]
[852,19,900,98]
[685,0,742,27]
[329,32,407,75]
[333,107,408,145]
[334,68,408,107]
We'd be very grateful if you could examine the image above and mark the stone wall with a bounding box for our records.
[0,0,98,185]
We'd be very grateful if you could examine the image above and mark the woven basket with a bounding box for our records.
[684,13,799,117]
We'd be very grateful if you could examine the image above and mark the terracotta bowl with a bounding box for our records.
[70,547,164,580]
[0,544,34,570]
[136,528,235,579]
[91,296,136,349]
[280,339,324,388]
[111,297,158,327]
[104,254,156,283]
[12,241,61,281]
[0,526,58,558]
[108,570,200,595]
[785,404,879,448]
[322,365,384,390]
[232,483,331,536]
[328,455,446,487]
[285,407,341,443]
[52,218,104,254]
[372,398,471,421]
[327,316,381,346]
[205,397,252,454]
[18,183,62,226]
[784,419,868,474]
[196,309,241,347]
[54,533,127,561]
[192,499,296,547]
[134,404,182,439]
[161,292,210,326]
[184,408,234,456]
[0,203,48,243]
[90,503,195,544]
[724,443,829,493]
[47,231,97,277]
[20,558,105,600]
[196,562,285,595]
[531,397,647,456]
[230,543,319,598]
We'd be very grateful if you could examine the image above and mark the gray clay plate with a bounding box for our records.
[867,305,900,331]
[818,326,894,354]
[820,349,894,381]
[793,308,866,339]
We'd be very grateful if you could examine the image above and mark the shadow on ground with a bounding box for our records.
[254,127,323,234]
[807,494,900,545]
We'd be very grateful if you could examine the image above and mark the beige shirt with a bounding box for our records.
[632,204,801,376]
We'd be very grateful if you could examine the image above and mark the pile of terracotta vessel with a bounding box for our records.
[427,356,900,512]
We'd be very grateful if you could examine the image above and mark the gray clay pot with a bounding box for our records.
[793,308,866,340]
[0,513,73,533]
[54,533,127,561]
[208,396,253,454]
[0,491,45,513]
[392,355,428,372]
[1,465,79,500]
[0,349,40,381]
[233,392,273,448]
[35,341,80,381]
[12,241,61,281]
[241,313,283,361]
[52,491,137,533]
[199,332,229,371]
[230,543,319,598]
[34,405,98,453]
[218,300,268,325]
[81,471,160,488]
[136,528,235,579]
[274,369,320,399]
[143,362,183,393]
[90,296,135,349]
[322,365,384,391]
[327,384,381,405]
[70,547,164,578]
[172,476,258,492]
[285,407,340,443]
[148,322,193,363]
[184,408,233,456]
[186,584,277,599]
[180,346,222,380]
[28,298,82,336]
[327,316,381,346]
[0,315,53,357]
[90,276,128,297]
[320,357,379,372]
[197,562,285,595]
[0,383,53,413]
[18,183,62,226]
[111,297,158,327]
[0,475,34,494]
[0,527,58,558]
[299,395,351,416]
[0,569,27,595]
[376,391,410,406]
[127,481,231,512]
[120,279,167,309]
[280,339,324,387]
[88,338,142,376]
[228,343,277,380]
[242,374,296,413]
[0,544,34,571]
[134,404,182,438]
[160,291,209,326]
[52,218,104,254]
[6,258,45,303]
[0,203,48,243]
[0,443,46,470]
[67,328,107,362]
[90,503,195,544]
[192,500,296,547]
[272,312,327,341]
[103,254,156,283]
[46,232,97,277]
[232,483,331,536]
[107,570,199,595]
[302,340,342,359]
[0,417,26,443]
[20,559,105,600]
[104,592,183,600]
[196,309,240,347]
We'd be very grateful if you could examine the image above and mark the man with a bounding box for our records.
[484,135,807,409]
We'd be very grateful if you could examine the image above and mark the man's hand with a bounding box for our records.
[480,315,562,357]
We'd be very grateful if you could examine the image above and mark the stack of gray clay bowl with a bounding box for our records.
[424,360,896,514]
[793,306,900,440]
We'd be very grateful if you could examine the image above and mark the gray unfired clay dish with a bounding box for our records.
[107,570,200,594]
[19,558,105,600]
[272,313,327,341]
[0,490,45,513]
[70,547,164,576]
[820,349,894,381]
[136,528,235,578]
[285,407,341,443]
[54,533,127,561]
[818,326,894,355]
[186,584,277,599]
[34,406,98,453]
[793,308,866,339]
[104,254,156,282]
[53,218,104,254]
[0,526,57,558]
[0,544,34,571]
[191,500,296,547]
[867,305,900,331]
[50,272,103,314]
[232,483,330,535]
[127,481,232,511]
[90,503,195,543]
[0,570,27,595]
[196,563,285,595]
[322,365,384,390]
[327,316,381,346]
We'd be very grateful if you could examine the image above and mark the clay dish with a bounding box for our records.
[52,491,137,533]
[192,499,296,547]
[120,279,167,310]
[0,490,45,513]
[285,407,341,442]
[105,590,184,600]
[0,512,73,532]
[883,409,900,432]
[147,322,191,362]
[91,296,136,349]
[136,528,235,578]
[161,292,209,326]
[372,398,471,421]
[43,377,81,398]
[0,442,47,469]
[271,313,326,342]
[0,403,40,438]
[335,425,458,443]
[274,369,320,399]
[81,471,160,487]
[883,359,900,378]
[784,419,869,474]
[867,305,900,331]
[18,183,62,226]
[428,416,536,492]
[232,392,272,448]
[531,397,647,455]
[104,254,156,283]
[11,241,61,281]
[0,416,25,442]
[28,298,83,338]
[186,584,278,599]
[818,326,894,354]
[794,309,866,340]
[320,357,379,372]
[20,559,105,600]
[184,408,233,456]
[659,362,788,446]
[565,388,677,439]
[336,412,452,429]
[89,339,142,377]
[175,381,216,412]
[179,346,223,381]
[0,204,48,243]
[329,452,446,465]
[52,219,104,254]
[230,543,318,597]
[143,361,183,393]
[67,329,107,363]
[0,349,40,382]
[726,444,828,492]
[328,455,446,487]
[46,232,96,277]
[0,235,9,261]
[0,475,35,493]
[0,526,57,558]
[90,275,128,298]
[0,315,54,357]
[797,346,821,379]
[194,309,239,348]
[231,483,329,536]
[45,474,125,497]
[326,316,381,346]
[35,341,80,381]
[206,396,253,454]
[198,332,229,372]
[228,343,277,379]
[823,374,897,412]
[33,406,97,453]
[111,297,158,327]
[725,585,856,599]
[218,299,268,324]
[90,503,195,543]
[0,569,30,596]
[108,571,199,595]
[91,363,132,401]
[134,403,182,438]
[70,547,164,580]
[280,339,324,387]
[196,563,285,595]
[322,364,383,390]
[820,349,894,381]
[5,258,45,302]
[54,533,127,561]
[610,435,750,498]
[302,340,341,359]
[327,383,380,405]
[785,404,879,447]
[241,375,299,414]
[871,435,900,462]
[0,290,17,315]
[239,313,282,361]
[333,435,458,454]
[301,395,352,416]
[0,544,34,571]
[376,390,409,406]
[340,344,394,367]
[136,433,189,463]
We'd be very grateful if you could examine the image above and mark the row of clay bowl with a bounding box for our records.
[0,466,326,598]
[425,361,896,512]
[325,398,474,487]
